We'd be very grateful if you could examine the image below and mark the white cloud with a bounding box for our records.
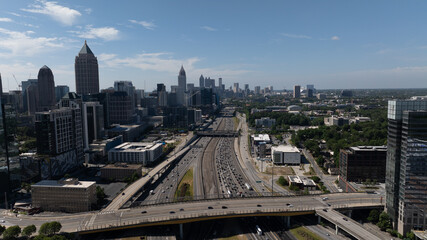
[0,18,13,22]
[71,25,120,41]
[7,12,21,17]
[0,27,63,57]
[281,33,311,39]
[129,20,156,30]
[22,0,81,26]
[98,52,251,83]
[201,26,217,32]
[84,8,92,14]
[331,36,340,41]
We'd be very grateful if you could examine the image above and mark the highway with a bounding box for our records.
[236,113,290,195]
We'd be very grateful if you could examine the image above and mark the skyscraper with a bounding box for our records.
[37,65,56,111]
[178,66,186,92]
[177,66,186,105]
[55,85,70,102]
[293,85,301,98]
[75,41,99,95]
[386,99,427,234]
[199,75,204,88]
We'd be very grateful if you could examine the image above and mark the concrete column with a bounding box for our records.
[318,215,321,224]
[335,225,339,235]
[179,223,184,239]
[286,216,290,228]
[348,210,352,218]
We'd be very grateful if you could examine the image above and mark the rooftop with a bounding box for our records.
[272,145,300,153]
[349,146,387,152]
[252,134,271,142]
[110,142,163,152]
[102,163,143,170]
[79,40,94,55]
[32,178,95,188]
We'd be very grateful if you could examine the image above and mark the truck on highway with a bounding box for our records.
[245,183,252,190]
[227,190,232,197]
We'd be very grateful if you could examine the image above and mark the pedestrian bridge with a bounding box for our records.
[195,130,238,137]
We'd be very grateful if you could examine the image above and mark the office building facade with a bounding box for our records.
[108,142,163,166]
[339,146,387,183]
[293,85,301,98]
[75,41,99,95]
[37,65,56,111]
[386,99,427,234]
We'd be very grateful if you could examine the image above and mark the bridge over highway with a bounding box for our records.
[316,209,383,240]
[78,193,383,235]
[195,130,238,137]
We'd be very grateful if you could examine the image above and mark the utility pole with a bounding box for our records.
[271,160,274,196]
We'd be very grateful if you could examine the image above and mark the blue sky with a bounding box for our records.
[1,0,427,92]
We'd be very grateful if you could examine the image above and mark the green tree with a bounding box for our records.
[22,224,37,237]
[367,209,380,223]
[0,225,5,236]
[96,186,106,205]
[277,176,288,186]
[2,225,21,240]
[49,222,62,235]
[376,211,392,231]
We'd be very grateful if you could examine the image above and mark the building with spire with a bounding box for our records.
[37,65,56,111]
[75,41,99,95]
[199,75,204,88]
[176,66,186,105]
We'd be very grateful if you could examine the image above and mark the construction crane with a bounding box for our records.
[12,74,21,91]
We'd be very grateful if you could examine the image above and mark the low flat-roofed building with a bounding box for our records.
[255,117,276,128]
[288,175,316,191]
[324,116,349,126]
[251,134,271,145]
[32,178,96,213]
[101,163,142,181]
[108,142,163,166]
[271,145,300,165]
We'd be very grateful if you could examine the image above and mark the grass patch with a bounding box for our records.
[220,236,246,240]
[174,168,194,200]
[265,166,294,175]
[303,166,316,176]
[233,117,240,130]
[290,226,323,240]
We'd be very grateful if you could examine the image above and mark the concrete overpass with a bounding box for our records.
[77,193,383,236]
[316,208,382,240]
[195,130,238,137]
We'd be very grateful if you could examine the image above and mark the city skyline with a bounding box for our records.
[1,1,427,92]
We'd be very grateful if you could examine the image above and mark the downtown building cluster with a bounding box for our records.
[0,41,221,211]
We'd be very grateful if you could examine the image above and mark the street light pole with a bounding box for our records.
[271,160,274,196]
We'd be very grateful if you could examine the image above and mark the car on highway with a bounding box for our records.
[322,197,328,201]
[257,204,262,207]
[179,208,184,211]
[141,210,147,214]
[343,217,348,221]
[322,209,327,212]
[169,211,175,214]
[208,206,213,209]
[222,206,228,209]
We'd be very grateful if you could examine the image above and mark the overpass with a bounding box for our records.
[77,193,383,236]
[316,208,382,240]
[103,142,194,211]
[195,130,238,137]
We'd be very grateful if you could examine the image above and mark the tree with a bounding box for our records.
[367,209,380,223]
[22,224,37,237]
[376,211,392,231]
[277,176,288,186]
[39,222,51,235]
[96,186,106,205]
[2,225,21,240]
[49,222,62,235]
[0,225,5,236]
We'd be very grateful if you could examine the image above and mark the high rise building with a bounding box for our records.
[218,78,222,89]
[157,84,167,107]
[35,101,84,177]
[82,101,104,149]
[233,83,239,93]
[255,86,261,95]
[199,75,205,88]
[386,99,427,234]
[293,85,301,98]
[37,65,56,111]
[114,81,136,110]
[75,41,99,95]
[21,79,38,113]
[176,66,186,105]
[55,85,70,102]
